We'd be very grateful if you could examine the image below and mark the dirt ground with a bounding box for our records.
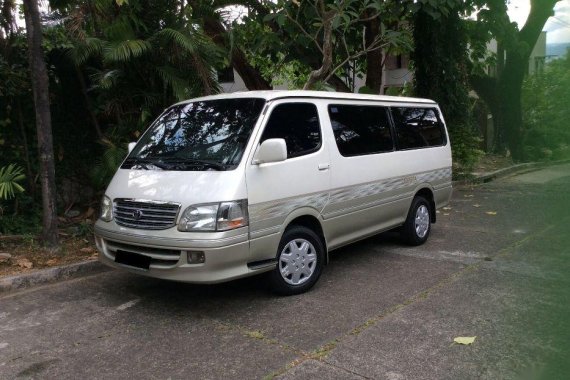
[472,154,514,174]
[0,233,97,277]
[0,154,516,279]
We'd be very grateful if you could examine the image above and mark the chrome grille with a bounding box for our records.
[114,199,180,230]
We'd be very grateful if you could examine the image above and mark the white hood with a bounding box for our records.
[105,168,247,207]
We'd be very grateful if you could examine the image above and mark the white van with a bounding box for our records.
[94,91,452,295]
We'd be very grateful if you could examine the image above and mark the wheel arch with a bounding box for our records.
[280,208,329,264]
[413,186,436,223]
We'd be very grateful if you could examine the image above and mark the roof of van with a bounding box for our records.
[173,90,436,106]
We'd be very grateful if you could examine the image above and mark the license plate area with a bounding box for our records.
[114,250,151,271]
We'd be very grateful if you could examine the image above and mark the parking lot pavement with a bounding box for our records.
[1,163,569,379]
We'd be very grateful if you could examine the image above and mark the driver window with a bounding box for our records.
[260,103,321,158]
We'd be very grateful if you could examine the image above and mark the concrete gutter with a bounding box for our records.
[0,260,110,294]
[453,159,570,186]
[2,159,569,294]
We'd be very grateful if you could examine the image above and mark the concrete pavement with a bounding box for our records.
[1,163,569,379]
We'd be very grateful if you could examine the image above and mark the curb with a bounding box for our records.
[454,162,540,186]
[0,260,110,294]
[453,159,570,186]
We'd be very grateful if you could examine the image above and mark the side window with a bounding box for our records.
[391,107,446,150]
[260,103,321,158]
[328,105,393,157]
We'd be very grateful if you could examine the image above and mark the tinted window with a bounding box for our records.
[328,105,393,156]
[391,107,446,150]
[123,98,265,170]
[261,103,321,158]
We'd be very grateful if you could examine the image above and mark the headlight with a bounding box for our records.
[100,196,113,222]
[178,200,248,232]
[178,203,218,231]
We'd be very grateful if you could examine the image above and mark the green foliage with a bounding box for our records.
[235,0,412,91]
[383,81,414,97]
[0,164,25,200]
[103,39,151,63]
[155,28,199,54]
[522,54,570,161]
[0,193,41,235]
[71,219,93,237]
[0,55,29,98]
[449,125,485,175]
[413,3,483,171]
[358,86,376,94]
[90,130,129,190]
[59,0,221,133]
[0,213,41,235]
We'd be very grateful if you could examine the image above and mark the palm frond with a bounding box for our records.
[66,37,106,65]
[104,15,136,41]
[91,134,128,189]
[189,53,220,95]
[89,68,123,90]
[0,164,25,200]
[155,28,201,54]
[103,39,151,63]
[156,66,191,101]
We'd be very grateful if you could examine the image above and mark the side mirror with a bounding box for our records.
[128,142,137,154]
[253,138,287,165]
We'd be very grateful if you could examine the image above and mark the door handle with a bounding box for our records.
[318,163,330,171]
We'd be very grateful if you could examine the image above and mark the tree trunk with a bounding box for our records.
[364,17,383,93]
[230,47,272,90]
[16,98,35,195]
[469,75,505,152]
[203,17,272,90]
[468,0,559,161]
[499,0,558,160]
[22,0,59,249]
[75,66,103,140]
[327,75,352,92]
[498,50,527,160]
[303,9,335,90]
[499,84,524,160]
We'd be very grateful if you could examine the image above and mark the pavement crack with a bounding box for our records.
[264,342,374,379]
[210,319,303,356]
[321,359,374,379]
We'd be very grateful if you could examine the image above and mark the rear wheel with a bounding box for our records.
[401,196,431,246]
[269,226,325,295]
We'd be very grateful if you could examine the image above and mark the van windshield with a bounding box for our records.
[122,98,266,171]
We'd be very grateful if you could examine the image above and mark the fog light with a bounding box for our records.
[185,251,205,264]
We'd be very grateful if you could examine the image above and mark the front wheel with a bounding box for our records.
[401,196,431,246]
[268,226,325,295]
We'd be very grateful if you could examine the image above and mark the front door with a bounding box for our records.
[245,100,331,262]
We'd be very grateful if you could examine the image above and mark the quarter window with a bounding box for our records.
[328,105,393,156]
[260,103,321,158]
[391,107,446,150]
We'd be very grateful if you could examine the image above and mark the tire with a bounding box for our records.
[401,196,431,246]
[268,225,325,296]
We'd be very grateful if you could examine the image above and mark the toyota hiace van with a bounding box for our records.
[94,91,452,294]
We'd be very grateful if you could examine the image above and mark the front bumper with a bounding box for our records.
[94,221,258,284]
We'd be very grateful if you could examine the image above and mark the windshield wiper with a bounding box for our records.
[123,157,231,171]
[158,158,231,171]
[122,157,170,170]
